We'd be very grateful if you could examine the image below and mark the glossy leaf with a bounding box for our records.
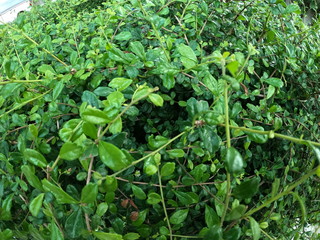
[225,205,246,221]
[233,177,260,200]
[21,165,43,191]
[99,141,132,171]
[53,81,64,100]
[186,97,209,119]
[205,205,220,227]
[246,126,268,144]
[166,149,185,158]
[123,232,140,240]
[143,157,158,175]
[169,209,189,225]
[51,221,64,240]
[148,135,169,150]
[96,202,109,217]
[29,193,44,217]
[109,117,122,134]
[203,225,223,240]
[177,44,197,69]
[310,144,320,165]
[223,226,241,240]
[80,183,98,203]
[82,122,98,139]
[174,191,199,205]
[130,41,146,61]
[0,194,13,220]
[225,147,244,175]
[160,162,175,177]
[264,78,283,88]
[59,142,83,161]
[148,93,164,107]
[93,231,123,240]
[132,185,147,200]
[109,78,133,91]
[42,179,78,204]
[249,217,261,240]
[23,149,47,168]
[147,192,161,204]
[199,125,220,154]
[65,208,84,239]
[82,106,111,124]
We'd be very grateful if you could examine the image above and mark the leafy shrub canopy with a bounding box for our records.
[0,0,319,239]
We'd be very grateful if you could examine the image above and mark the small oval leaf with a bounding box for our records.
[23,149,47,168]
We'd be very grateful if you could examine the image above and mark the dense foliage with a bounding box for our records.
[0,0,319,239]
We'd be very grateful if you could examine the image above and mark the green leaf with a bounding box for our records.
[109,78,133,91]
[148,93,164,107]
[130,41,146,61]
[204,225,223,240]
[205,205,220,227]
[65,208,84,239]
[161,73,175,90]
[249,217,261,240]
[266,85,275,99]
[166,149,185,158]
[109,117,123,134]
[264,78,283,88]
[93,232,123,240]
[82,122,98,139]
[42,179,78,204]
[21,165,43,191]
[199,125,220,154]
[114,31,132,41]
[53,81,64,100]
[226,61,239,77]
[177,44,197,69]
[59,142,83,161]
[82,106,111,124]
[147,192,161,204]
[291,192,306,223]
[247,126,268,144]
[98,141,132,171]
[4,61,14,78]
[186,97,209,119]
[94,203,107,219]
[123,232,140,240]
[285,4,301,14]
[170,209,189,224]
[225,205,246,221]
[29,193,44,217]
[38,64,56,75]
[160,162,175,177]
[271,178,280,198]
[132,185,147,200]
[310,144,320,165]
[143,157,158,175]
[51,221,64,240]
[82,90,100,108]
[233,177,260,200]
[132,86,151,101]
[225,147,244,175]
[80,183,98,203]
[174,191,199,205]
[23,149,47,168]
[148,135,169,150]
[223,226,241,240]
[0,194,13,220]
[29,124,38,138]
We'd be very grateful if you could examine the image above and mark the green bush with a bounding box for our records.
[0,0,319,239]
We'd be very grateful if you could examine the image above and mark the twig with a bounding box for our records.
[84,155,95,232]
[174,15,189,45]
